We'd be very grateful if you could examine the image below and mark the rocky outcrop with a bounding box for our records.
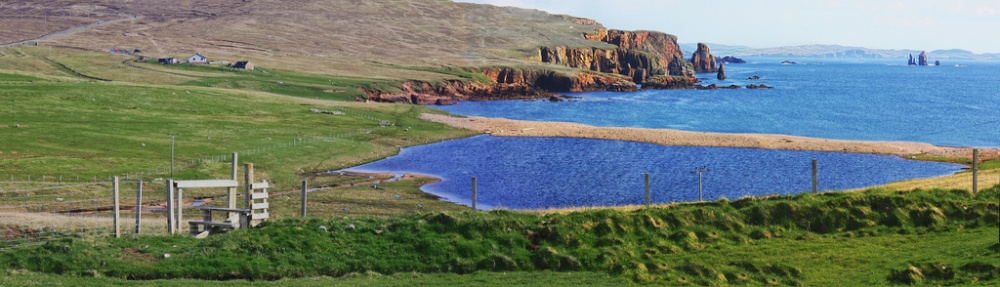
[640,75,699,90]
[362,67,637,105]
[918,51,929,66]
[717,63,726,80]
[908,54,917,66]
[690,43,717,73]
[719,56,745,64]
[746,84,773,89]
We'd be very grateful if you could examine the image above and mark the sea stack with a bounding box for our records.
[717,63,726,80]
[690,42,718,73]
[918,51,929,66]
[908,54,917,66]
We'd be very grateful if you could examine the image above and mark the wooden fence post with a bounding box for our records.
[135,180,142,234]
[244,163,254,210]
[228,152,238,219]
[812,158,818,193]
[166,179,175,235]
[972,149,978,193]
[471,176,477,211]
[113,176,120,238]
[645,173,650,207]
[301,180,308,217]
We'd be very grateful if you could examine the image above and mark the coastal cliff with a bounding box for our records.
[362,67,637,104]
[536,29,695,84]
[366,23,704,105]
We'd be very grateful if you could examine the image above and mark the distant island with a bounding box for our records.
[681,43,1000,61]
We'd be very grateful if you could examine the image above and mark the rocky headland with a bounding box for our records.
[366,25,713,104]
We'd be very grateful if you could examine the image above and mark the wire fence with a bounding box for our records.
[0,179,249,250]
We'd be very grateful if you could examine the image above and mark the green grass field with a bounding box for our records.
[1,186,997,285]
[0,48,477,191]
[2,46,999,286]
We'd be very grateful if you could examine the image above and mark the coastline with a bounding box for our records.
[422,113,999,160]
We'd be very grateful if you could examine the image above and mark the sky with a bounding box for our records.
[455,0,1000,54]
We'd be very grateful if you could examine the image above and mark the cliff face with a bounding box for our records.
[366,25,700,105]
[690,42,717,73]
[642,75,699,90]
[362,67,638,105]
[537,29,693,84]
[537,46,659,83]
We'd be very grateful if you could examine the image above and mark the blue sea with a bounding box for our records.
[349,59,995,209]
[439,59,1000,148]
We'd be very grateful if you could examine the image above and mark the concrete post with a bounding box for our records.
[166,179,174,235]
[113,176,120,238]
[301,180,308,217]
[135,180,142,234]
[176,188,183,233]
[471,176,477,211]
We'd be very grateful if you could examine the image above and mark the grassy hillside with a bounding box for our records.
[0,46,477,191]
[1,186,997,285]
[0,0,612,68]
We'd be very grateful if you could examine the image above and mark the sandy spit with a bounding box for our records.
[422,113,998,160]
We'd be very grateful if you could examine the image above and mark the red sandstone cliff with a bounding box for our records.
[537,29,695,84]
[361,67,637,105]
[362,24,702,105]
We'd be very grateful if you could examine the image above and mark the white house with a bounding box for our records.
[188,53,207,64]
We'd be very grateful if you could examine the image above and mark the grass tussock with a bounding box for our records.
[0,185,996,285]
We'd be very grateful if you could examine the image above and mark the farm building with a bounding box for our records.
[158,58,179,64]
[188,53,207,63]
[232,61,254,70]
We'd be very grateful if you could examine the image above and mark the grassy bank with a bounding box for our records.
[0,51,478,191]
[2,186,997,285]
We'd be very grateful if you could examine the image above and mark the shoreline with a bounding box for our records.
[422,113,999,161]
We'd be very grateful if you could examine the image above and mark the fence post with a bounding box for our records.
[471,176,477,211]
[812,158,818,193]
[113,176,120,238]
[176,187,183,234]
[301,180,308,217]
[136,180,143,234]
[972,149,978,193]
[244,163,254,210]
[645,173,650,207]
[228,152,238,219]
[166,179,175,235]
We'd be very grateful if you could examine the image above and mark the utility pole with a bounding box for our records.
[692,165,710,201]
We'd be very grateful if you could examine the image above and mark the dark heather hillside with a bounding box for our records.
[0,0,699,101]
